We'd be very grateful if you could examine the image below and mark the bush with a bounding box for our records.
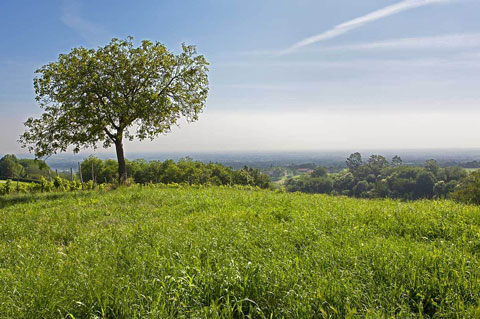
[1,180,12,195]
[311,166,327,178]
[451,171,480,204]
[353,180,369,197]
[285,176,333,194]
[415,171,435,199]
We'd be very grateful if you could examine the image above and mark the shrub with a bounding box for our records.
[353,180,369,197]
[311,166,327,178]
[3,179,12,194]
[451,171,480,204]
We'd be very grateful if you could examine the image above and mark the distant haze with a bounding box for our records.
[5,148,480,172]
[2,110,480,155]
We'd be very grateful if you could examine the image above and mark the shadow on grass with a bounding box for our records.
[0,191,94,209]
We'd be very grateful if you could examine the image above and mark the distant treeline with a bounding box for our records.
[78,156,271,188]
[0,156,272,195]
[0,154,271,189]
[445,160,480,169]
[285,153,478,201]
[0,154,49,180]
[4,153,480,203]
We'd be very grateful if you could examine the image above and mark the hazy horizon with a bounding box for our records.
[4,148,480,172]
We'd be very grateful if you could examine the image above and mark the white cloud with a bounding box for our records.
[318,33,480,52]
[282,0,453,54]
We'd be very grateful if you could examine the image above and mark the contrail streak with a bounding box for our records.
[282,0,453,54]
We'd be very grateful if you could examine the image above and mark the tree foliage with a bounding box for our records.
[284,153,470,201]
[391,155,403,167]
[77,157,271,188]
[20,37,209,182]
[0,154,49,179]
[0,155,22,178]
[346,152,362,171]
[451,171,480,204]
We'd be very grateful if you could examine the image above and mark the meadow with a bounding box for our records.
[1,185,480,318]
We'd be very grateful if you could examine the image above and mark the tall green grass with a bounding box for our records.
[1,185,480,318]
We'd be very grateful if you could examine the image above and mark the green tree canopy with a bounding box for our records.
[0,154,22,178]
[311,166,327,178]
[18,158,49,179]
[415,171,435,198]
[424,159,440,176]
[391,155,403,166]
[367,155,388,177]
[451,171,480,204]
[346,152,363,172]
[20,37,209,182]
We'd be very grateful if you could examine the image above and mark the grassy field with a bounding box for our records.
[1,186,480,318]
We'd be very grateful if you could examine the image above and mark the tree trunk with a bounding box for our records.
[115,139,127,184]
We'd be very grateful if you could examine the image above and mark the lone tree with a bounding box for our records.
[20,37,209,182]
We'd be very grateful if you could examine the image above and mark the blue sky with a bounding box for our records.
[1,0,480,154]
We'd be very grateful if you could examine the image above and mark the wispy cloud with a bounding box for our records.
[61,0,108,45]
[242,32,480,57]
[323,33,480,51]
[218,54,480,73]
[282,0,453,54]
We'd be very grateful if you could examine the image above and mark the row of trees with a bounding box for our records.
[286,153,468,200]
[0,154,49,180]
[78,156,271,188]
[0,156,272,195]
[0,154,271,189]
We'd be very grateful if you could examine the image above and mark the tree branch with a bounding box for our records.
[103,128,116,142]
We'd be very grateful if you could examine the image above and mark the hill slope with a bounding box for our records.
[1,186,480,318]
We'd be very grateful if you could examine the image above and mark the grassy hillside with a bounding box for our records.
[1,186,480,318]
